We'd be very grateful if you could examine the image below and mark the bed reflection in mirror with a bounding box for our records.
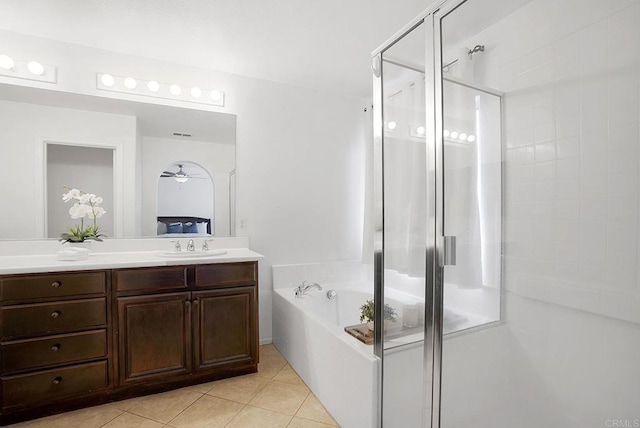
[157,162,215,237]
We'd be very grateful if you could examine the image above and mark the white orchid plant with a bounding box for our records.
[60,186,107,243]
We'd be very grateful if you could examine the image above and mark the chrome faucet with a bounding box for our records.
[170,240,182,252]
[294,281,322,298]
[186,239,196,252]
[202,239,213,251]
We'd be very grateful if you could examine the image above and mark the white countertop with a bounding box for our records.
[0,248,264,275]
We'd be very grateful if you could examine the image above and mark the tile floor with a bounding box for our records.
[10,345,339,428]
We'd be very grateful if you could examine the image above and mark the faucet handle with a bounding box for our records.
[170,240,181,252]
[202,239,214,251]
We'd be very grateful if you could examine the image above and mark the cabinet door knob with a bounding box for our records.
[50,311,61,318]
[52,377,62,385]
[193,299,199,305]
[51,344,61,352]
[185,301,191,307]
[51,281,62,288]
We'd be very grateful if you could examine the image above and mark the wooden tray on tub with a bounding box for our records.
[344,323,374,345]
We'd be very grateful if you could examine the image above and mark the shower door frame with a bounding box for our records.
[372,0,475,426]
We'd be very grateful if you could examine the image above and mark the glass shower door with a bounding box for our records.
[374,19,433,428]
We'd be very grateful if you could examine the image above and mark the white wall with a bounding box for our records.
[0,99,136,239]
[0,30,366,343]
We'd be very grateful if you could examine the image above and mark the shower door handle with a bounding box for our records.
[443,236,456,266]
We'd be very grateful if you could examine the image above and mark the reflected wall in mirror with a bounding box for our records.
[46,143,115,239]
[0,83,236,240]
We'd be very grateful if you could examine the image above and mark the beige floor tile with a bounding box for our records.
[167,395,243,428]
[257,345,287,379]
[273,364,306,386]
[287,417,337,428]
[249,380,310,415]
[127,388,202,424]
[102,412,164,427]
[295,395,338,426]
[226,405,292,428]
[185,382,214,394]
[205,373,270,404]
[9,403,123,428]
[104,395,147,411]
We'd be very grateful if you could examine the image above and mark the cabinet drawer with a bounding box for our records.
[1,298,107,339]
[114,266,188,292]
[1,361,108,409]
[195,263,257,288]
[1,330,107,373]
[1,272,106,303]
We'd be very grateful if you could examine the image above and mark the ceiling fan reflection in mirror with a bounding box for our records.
[160,164,206,183]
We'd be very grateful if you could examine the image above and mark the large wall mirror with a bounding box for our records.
[0,82,236,240]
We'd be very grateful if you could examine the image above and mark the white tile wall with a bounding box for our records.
[497,1,640,323]
[440,0,640,425]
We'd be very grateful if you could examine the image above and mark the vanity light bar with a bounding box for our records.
[0,54,57,84]
[96,73,225,107]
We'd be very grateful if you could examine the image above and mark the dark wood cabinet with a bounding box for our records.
[117,293,191,384]
[193,287,257,371]
[0,260,259,426]
[114,262,259,387]
[0,270,110,424]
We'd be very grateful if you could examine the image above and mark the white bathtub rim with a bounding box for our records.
[274,285,377,362]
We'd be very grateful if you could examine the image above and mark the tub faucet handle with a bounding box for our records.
[170,240,181,252]
[187,239,195,252]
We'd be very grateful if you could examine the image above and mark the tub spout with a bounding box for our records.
[294,281,322,298]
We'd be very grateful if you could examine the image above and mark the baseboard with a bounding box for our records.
[259,337,273,345]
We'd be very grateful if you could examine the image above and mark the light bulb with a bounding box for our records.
[124,77,137,89]
[387,121,397,130]
[100,74,115,87]
[175,176,189,183]
[450,131,459,139]
[417,126,426,135]
[459,133,467,140]
[0,55,15,70]
[190,87,202,98]
[147,80,160,92]
[210,90,222,101]
[467,135,476,142]
[27,61,44,76]
[443,129,450,137]
[170,84,181,96]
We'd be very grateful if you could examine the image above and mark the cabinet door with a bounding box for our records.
[193,287,257,371]
[117,293,191,385]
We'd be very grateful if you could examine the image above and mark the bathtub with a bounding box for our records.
[273,283,378,428]
[272,261,500,427]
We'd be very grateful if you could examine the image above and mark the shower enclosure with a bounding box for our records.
[373,0,640,426]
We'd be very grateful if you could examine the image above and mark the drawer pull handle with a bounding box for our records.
[51,281,62,288]
[52,377,62,385]
[51,344,61,352]
[51,311,61,319]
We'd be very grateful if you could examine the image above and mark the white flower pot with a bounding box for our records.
[67,241,93,251]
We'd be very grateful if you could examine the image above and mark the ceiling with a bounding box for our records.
[0,0,431,99]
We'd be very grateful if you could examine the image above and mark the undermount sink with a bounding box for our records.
[156,250,227,258]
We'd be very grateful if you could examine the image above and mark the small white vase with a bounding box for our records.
[67,241,93,251]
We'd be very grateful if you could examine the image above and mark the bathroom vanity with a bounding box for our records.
[0,247,261,425]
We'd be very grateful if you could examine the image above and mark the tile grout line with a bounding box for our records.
[163,391,207,427]
[97,406,125,428]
